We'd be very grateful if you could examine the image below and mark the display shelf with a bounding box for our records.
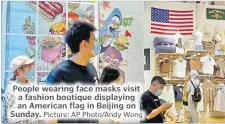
[164,78,187,85]
[163,77,187,81]
[156,53,186,60]
[186,50,213,56]
[212,78,225,81]
[213,54,225,59]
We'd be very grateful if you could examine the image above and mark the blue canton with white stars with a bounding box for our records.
[151,7,169,23]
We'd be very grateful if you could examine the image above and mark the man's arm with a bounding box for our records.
[145,103,172,120]
[146,105,164,120]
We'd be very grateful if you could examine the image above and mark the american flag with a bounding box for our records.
[151,7,193,35]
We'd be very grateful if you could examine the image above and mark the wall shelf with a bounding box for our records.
[186,50,213,56]
[156,53,186,60]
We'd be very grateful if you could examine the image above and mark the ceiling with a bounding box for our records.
[181,1,225,6]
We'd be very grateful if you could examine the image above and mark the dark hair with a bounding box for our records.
[151,76,166,85]
[10,75,17,81]
[100,65,121,84]
[65,21,96,54]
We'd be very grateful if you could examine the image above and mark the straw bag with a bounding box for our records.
[202,41,215,51]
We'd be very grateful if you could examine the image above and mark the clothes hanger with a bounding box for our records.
[178,56,183,61]
[158,55,168,62]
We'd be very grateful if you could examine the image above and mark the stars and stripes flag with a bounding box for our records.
[151,7,194,35]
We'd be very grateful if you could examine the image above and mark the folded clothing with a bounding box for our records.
[155,44,176,54]
[154,37,176,47]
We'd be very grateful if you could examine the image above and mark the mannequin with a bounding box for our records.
[193,31,203,50]
[187,70,200,123]
[176,38,185,54]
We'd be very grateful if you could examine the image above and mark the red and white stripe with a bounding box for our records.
[151,9,194,35]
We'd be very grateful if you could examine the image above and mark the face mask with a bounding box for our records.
[155,89,163,96]
[192,75,197,79]
[91,42,101,56]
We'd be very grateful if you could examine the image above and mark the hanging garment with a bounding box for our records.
[172,59,187,78]
[203,80,215,103]
[213,84,225,112]
[189,57,201,71]
[182,84,188,106]
[197,83,204,112]
[158,85,177,115]
[200,55,216,75]
[174,85,183,100]
[205,104,211,118]
[159,58,171,73]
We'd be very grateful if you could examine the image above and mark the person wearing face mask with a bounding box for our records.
[187,70,200,123]
[46,21,100,123]
[140,76,173,123]
[47,21,100,84]
[3,55,35,123]
[9,55,35,83]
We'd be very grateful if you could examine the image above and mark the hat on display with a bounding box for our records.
[10,55,35,72]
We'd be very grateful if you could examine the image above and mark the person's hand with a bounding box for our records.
[161,103,173,111]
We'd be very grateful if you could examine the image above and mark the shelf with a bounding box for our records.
[186,50,212,53]
[164,78,187,81]
[156,53,186,60]
[186,50,213,56]
[212,78,225,81]
[213,54,225,59]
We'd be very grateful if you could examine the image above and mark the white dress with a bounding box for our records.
[213,84,225,112]
[158,85,177,115]
[197,84,204,112]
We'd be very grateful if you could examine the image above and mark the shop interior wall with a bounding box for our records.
[1,1,145,87]
[143,2,197,90]
[197,4,225,37]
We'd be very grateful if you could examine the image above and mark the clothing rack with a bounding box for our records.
[155,50,225,119]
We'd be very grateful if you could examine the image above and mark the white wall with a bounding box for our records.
[143,2,197,90]
[197,3,225,37]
